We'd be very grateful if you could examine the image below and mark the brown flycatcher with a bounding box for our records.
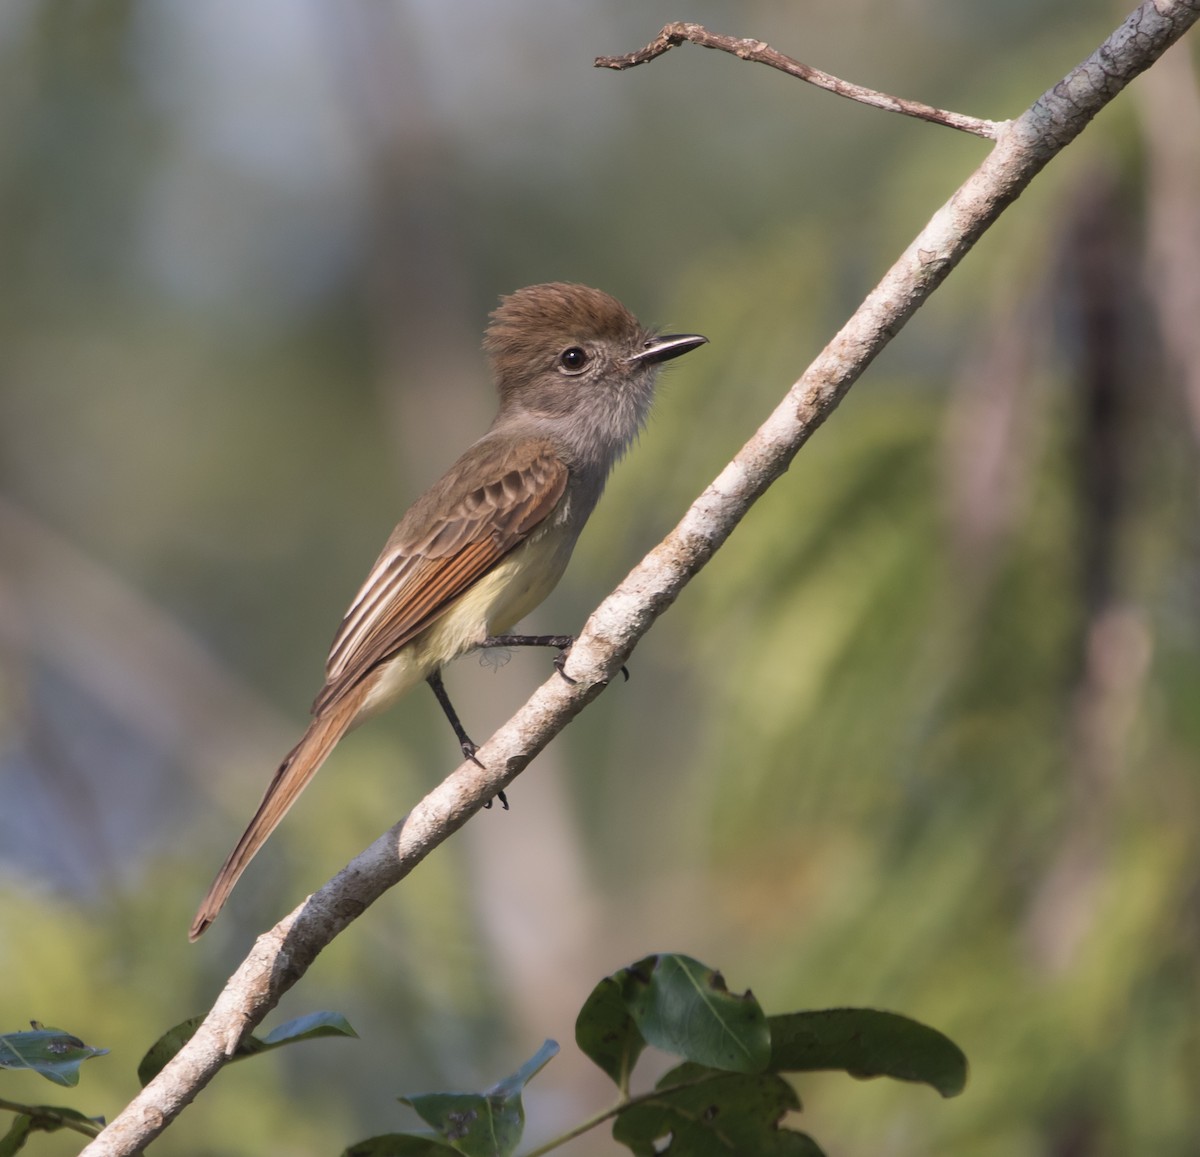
[189,282,706,939]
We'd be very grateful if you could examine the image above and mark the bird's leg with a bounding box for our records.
[483,634,630,685]
[427,670,482,764]
[485,633,576,650]
[426,670,507,810]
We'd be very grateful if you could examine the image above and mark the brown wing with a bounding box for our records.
[311,438,568,715]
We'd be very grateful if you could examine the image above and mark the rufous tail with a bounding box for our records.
[189,688,365,940]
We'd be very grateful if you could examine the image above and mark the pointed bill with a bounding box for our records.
[625,333,708,365]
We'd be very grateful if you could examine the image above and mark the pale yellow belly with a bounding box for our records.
[356,524,575,719]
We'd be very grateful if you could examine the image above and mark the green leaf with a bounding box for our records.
[0,1115,31,1157]
[0,1028,109,1087]
[252,1011,359,1051]
[618,955,770,1074]
[398,1040,557,1157]
[136,1017,202,1086]
[0,1104,103,1155]
[2,1105,102,1133]
[575,976,646,1090]
[768,1010,968,1097]
[487,1039,558,1098]
[342,1135,459,1156]
[613,1062,824,1156]
[137,1011,357,1086]
[399,1093,520,1157]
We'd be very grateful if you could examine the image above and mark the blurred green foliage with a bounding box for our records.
[1,2,1198,1154]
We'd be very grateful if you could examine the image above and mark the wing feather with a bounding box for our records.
[313,439,567,715]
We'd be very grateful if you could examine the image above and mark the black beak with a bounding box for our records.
[626,333,708,366]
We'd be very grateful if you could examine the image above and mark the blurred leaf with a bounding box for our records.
[576,975,646,1090]
[137,1017,202,1087]
[613,1062,823,1156]
[398,1040,557,1157]
[486,1038,558,1099]
[0,1116,30,1157]
[619,955,770,1074]
[0,1027,109,1087]
[0,1103,103,1155]
[399,1093,520,1157]
[769,1010,968,1097]
[255,1011,359,1050]
[137,1011,357,1086]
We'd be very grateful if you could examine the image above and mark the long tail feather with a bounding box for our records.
[189,688,366,940]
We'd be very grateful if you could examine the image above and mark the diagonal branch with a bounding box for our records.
[81,2,1200,1153]
[595,21,1003,138]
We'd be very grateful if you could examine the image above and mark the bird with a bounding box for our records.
[189,282,706,939]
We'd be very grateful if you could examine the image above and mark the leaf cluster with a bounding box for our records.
[0,955,965,1156]
[349,953,966,1157]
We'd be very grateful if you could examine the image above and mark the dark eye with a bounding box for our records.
[558,346,590,374]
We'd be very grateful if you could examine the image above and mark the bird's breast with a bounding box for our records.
[476,515,579,635]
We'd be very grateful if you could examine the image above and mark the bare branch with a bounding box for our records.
[595,21,1003,138]
[81,2,1200,1153]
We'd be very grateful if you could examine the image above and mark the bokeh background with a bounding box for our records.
[3,2,1199,1154]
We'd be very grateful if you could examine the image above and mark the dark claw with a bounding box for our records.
[553,650,578,685]
[554,653,630,685]
[484,789,509,811]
